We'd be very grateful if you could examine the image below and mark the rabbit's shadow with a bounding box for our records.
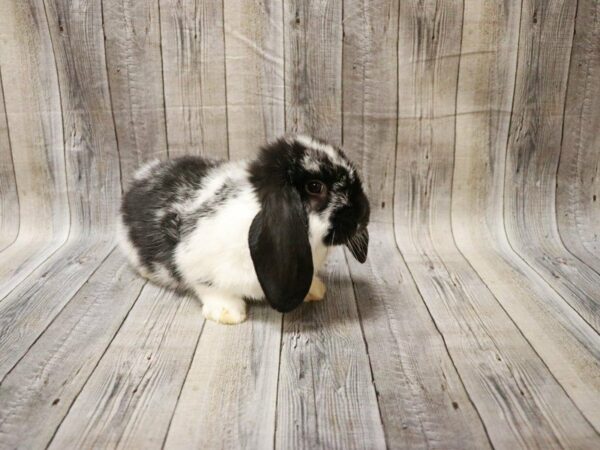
[250,275,379,331]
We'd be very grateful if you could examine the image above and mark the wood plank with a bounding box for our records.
[346,223,491,448]
[278,3,385,447]
[503,0,600,333]
[341,0,398,223]
[276,248,386,449]
[223,0,285,157]
[452,0,600,430]
[48,284,203,449]
[0,251,145,449]
[0,239,116,379]
[0,0,123,378]
[164,4,286,447]
[556,0,600,269]
[44,0,121,235]
[160,0,228,159]
[0,0,70,293]
[284,0,342,143]
[103,0,169,184]
[341,2,489,445]
[395,0,599,447]
[164,305,281,449]
[0,69,19,252]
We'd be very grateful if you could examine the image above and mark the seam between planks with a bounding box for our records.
[44,279,149,450]
[156,0,171,160]
[389,1,495,446]
[160,316,208,449]
[100,0,125,195]
[342,248,388,447]
[338,0,395,445]
[553,0,600,278]
[272,314,285,450]
[0,0,75,305]
[451,0,599,436]
[497,0,600,337]
[220,0,231,161]
[0,245,118,385]
[0,67,21,253]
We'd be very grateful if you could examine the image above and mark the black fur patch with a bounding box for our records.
[121,156,222,281]
[180,182,240,235]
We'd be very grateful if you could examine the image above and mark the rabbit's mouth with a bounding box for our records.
[345,227,369,263]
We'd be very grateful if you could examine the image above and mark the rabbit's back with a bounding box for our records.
[118,156,224,288]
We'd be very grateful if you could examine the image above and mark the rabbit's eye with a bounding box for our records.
[306,180,326,195]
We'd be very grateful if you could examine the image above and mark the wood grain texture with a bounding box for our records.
[0,0,70,295]
[49,285,203,449]
[0,251,145,449]
[160,0,229,159]
[503,0,600,333]
[285,0,342,143]
[0,0,122,384]
[44,0,121,235]
[276,248,386,449]
[452,0,600,429]
[0,70,19,252]
[556,0,600,269]
[341,0,397,223]
[223,0,284,157]
[103,0,169,184]
[395,0,599,447]
[1,0,600,448]
[346,223,491,449]
[164,305,281,450]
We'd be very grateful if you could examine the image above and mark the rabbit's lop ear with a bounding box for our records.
[249,186,313,313]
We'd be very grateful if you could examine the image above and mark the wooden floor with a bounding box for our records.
[1,0,600,448]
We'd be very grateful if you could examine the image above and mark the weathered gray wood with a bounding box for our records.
[452,0,600,429]
[341,0,397,223]
[164,306,281,449]
[160,0,229,159]
[556,0,600,269]
[0,0,121,380]
[0,250,145,449]
[346,223,491,448]
[103,0,169,184]
[395,0,599,447]
[0,70,19,252]
[1,0,600,448]
[341,2,490,446]
[0,0,70,295]
[49,284,203,449]
[503,0,600,333]
[44,0,121,235]
[276,248,386,449]
[223,0,284,157]
[284,0,342,143]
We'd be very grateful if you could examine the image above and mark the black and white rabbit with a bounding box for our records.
[118,135,370,324]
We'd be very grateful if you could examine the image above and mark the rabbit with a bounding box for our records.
[117,134,370,324]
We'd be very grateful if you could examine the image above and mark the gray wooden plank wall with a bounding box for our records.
[0,0,598,449]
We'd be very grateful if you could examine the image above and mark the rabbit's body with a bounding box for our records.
[119,135,369,324]
[118,156,330,304]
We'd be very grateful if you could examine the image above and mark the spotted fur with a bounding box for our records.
[118,135,370,322]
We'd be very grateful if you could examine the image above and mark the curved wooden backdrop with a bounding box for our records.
[0,0,599,448]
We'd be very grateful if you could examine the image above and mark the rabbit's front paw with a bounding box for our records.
[201,293,247,325]
[305,276,326,302]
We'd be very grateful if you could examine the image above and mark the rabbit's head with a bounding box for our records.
[248,135,370,313]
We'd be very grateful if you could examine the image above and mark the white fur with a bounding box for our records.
[133,159,161,181]
[175,177,265,300]
[295,134,355,175]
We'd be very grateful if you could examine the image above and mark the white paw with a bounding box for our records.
[202,299,247,325]
[304,276,327,302]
